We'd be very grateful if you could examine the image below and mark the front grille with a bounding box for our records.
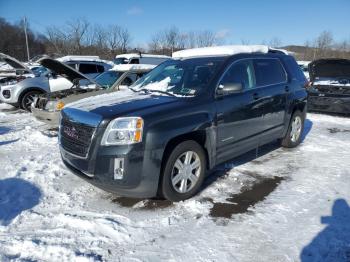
[60,117,96,157]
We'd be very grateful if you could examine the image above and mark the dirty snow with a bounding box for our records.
[0,103,350,262]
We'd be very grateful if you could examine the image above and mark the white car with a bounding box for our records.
[114,53,170,65]
[0,55,112,111]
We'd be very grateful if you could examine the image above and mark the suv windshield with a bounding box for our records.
[95,71,123,88]
[130,57,225,96]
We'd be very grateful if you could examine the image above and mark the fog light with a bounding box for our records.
[114,158,124,180]
[2,90,10,99]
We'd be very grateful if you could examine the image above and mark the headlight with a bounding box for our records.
[45,101,56,112]
[101,117,144,145]
[56,101,65,110]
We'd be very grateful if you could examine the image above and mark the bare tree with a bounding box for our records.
[315,30,333,58]
[66,18,90,54]
[269,37,282,48]
[196,30,217,47]
[119,28,131,53]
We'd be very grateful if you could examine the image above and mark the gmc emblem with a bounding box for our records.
[63,126,79,140]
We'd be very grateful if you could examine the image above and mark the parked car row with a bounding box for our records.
[1,45,348,201]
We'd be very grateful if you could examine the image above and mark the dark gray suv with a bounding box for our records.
[59,46,308,201]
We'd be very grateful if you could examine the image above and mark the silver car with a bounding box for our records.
[0,53,36,87]
[0,55,112,111]
[31,58,155,127]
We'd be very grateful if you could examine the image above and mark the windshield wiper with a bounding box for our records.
[138,88,177,97]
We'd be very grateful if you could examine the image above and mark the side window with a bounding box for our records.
[254,59,287,86]
[220,60,255,90]
[79,63,98,74]
[129,58,139,64]
[66,63,78,70]
[96,64,105,73]
[282,56,307,83]
[120,73,139,86]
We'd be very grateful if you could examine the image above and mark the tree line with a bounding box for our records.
[0,17,349,62]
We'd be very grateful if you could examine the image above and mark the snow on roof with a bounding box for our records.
[115,53,170,59]
[57,55,103,62]
[172,45,289,58]
[111,64,156,72]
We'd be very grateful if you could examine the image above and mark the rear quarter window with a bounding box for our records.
[282,56,307,83]
[254,58,287,86]
[79,63,99,74]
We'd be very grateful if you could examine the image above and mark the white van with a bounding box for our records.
[114,53,170,66]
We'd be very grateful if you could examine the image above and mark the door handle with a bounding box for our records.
[253,93,259,100]
[285,86,290,92]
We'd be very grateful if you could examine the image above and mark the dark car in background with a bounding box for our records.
[59,45,308,201]
[307,58,350,114]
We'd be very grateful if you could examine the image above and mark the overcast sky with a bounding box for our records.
[0,0,349,47]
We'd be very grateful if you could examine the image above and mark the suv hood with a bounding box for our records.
[0,53,29,70]
[37,57,99,86]
[66,90,182,120]
[309,59,350,82]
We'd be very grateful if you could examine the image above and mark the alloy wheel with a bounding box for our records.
[171,151,201,194]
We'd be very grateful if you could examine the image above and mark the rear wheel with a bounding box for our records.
[281,110,304,148]
[20,90,42,112]
[160,140,206,201]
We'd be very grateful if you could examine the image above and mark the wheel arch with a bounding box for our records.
[18,87,46,109]
[160,130,212,175]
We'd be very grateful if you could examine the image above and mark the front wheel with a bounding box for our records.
[281,110,304,148]
[20,91,42,111]
[160,140,207,201]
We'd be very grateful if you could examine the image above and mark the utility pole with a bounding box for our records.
[23,16,30,61]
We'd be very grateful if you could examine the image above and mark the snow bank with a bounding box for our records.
[1,104,350,261]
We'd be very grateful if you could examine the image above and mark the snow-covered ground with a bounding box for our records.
[0,103,349,262]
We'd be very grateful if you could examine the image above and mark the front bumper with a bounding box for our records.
[31,106,60,127]
[60,132,162,198]
[308,94,350,114]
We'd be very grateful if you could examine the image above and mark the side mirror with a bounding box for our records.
[216,83,243,96]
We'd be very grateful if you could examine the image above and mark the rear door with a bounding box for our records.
[215,59,265,162]
[253,58,288,135]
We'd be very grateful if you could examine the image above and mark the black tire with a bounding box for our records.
[281,110,305,148]
[160,140,207,201]
[20,90,42,112]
